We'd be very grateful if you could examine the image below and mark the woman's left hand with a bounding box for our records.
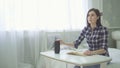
[83,50,92,56]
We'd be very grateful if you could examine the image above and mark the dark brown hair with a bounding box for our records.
[87,8,102,27]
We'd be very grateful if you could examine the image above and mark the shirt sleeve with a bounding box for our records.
[100,27,108,50]
[74,27,86,48]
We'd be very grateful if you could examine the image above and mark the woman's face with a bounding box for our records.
[87,11,99,25]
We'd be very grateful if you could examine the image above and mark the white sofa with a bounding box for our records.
[107,48,120,68]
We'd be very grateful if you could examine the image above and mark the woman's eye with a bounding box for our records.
[91,14,95,16]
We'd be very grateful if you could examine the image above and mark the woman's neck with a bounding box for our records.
[90,24,96,30]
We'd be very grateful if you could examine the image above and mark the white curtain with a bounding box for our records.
[0,31,85,68]
[0,31,44,68]
[0,0,88,31]
[0,0,104,68]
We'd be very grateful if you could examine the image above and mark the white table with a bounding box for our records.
[40,50,112,68]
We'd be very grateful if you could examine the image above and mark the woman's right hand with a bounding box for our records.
[59,40,65,45]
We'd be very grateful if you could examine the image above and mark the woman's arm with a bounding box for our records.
[60,40,74,47]
[83,49,106,56]
[91,49,106,55]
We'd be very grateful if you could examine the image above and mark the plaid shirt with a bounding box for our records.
[74,26,109,56]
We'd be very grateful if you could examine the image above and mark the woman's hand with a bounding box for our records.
[83,50,92,56]
[59,40,65,45]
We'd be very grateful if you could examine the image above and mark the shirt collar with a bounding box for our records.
[88,26,100,31]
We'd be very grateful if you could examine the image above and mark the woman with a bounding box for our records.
[60,8,109,68]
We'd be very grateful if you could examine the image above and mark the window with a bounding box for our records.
[0,0,88,31]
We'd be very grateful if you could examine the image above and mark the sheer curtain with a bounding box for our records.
[0,0,91,68]
[0,0,88,31]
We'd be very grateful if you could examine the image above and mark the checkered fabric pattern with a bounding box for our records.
[74,26,109,56]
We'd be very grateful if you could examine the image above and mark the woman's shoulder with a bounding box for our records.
[99,26,108,30]
[83,26,90,30]
[81,26,90,32]
[99,26,108,34]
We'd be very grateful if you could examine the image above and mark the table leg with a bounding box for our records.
[100,62,107,68]
[66,64,68,68]
[80,66,83,68]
